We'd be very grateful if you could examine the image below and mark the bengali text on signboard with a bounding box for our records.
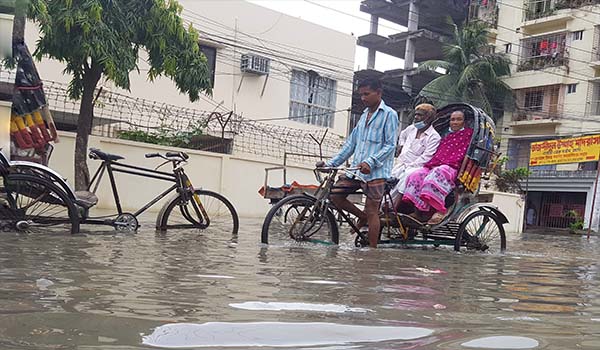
[529,135,600,166]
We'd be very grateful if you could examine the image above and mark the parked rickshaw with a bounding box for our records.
[261,103,508,252]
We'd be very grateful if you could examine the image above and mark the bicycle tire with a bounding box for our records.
[0,173,80,234]
[157,189,239,235]
[261,194,339,245]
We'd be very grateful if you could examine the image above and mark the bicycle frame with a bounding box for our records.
[85,158,188,222]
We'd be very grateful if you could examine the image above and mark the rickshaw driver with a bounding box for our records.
[316,78,398,248]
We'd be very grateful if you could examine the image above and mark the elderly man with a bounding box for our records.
[390,103,441,209]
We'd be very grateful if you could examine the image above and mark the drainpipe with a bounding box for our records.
[402,0,419,94]
[367,14,378,69]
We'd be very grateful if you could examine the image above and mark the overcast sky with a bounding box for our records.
[248,0,406,71]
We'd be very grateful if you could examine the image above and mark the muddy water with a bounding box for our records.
[0,218,598,349]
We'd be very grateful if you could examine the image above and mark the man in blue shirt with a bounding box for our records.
[317,78,399,247]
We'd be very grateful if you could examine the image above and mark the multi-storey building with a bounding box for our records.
[473,0,600,229]
[354,0,469,128]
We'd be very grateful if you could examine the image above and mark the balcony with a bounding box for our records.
[522,0,600,21]
[511,85,563,126]
[517,55,568,71]
[511,110,562,128]
[517,32,568,71]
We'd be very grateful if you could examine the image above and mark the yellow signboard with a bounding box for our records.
[530,135,600,166]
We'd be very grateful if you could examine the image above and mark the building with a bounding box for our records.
[18,0,355,138]
[354,0,469,128]
[472,0,600,229]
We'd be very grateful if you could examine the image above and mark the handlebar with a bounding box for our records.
[145,151,189,161]
[313,166,365,183]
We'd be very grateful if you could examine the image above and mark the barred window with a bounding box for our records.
[289,70,337,128]
[524,90,544,111]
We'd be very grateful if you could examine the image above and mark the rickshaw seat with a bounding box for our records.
[89,148,125,162]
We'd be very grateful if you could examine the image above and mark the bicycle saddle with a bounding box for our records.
[385,177,400,191]
[89,148,125,161]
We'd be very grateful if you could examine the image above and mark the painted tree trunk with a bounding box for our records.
[74,64,101,190]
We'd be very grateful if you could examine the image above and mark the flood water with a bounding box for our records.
[0,217,598,349]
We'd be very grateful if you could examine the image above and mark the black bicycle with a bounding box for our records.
[1,148,239,235]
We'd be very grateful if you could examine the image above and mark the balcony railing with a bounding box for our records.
[554,0,600,10]
[524,0,600,21]
[512,108,561,122]
[517,54,568,71]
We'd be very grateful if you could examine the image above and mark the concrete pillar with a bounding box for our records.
[402,0,419,94]
[0,101,11,159]
[588,174,600,231]
[367,14,378,69]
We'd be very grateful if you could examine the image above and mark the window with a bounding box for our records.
[289,70,337,127]
[524,90,544,111]
[199,45,217,87]
[592,83,600,115]
[567,83,577,94]
[505,43,512,53]
[572,30,584,41]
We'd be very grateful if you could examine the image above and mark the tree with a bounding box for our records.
[417,19,513,118]
[28,0,212,190]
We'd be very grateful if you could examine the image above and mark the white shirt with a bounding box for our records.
[394,124,441,170]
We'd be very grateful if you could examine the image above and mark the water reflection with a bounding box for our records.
[142,322,434,348]
[0,218,597,349]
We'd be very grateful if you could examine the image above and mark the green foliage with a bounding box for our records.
[27,0,212,100]
[494,159,531,194]
[566,210,584,232]
[417,19,514,118]
[118,119,207,149]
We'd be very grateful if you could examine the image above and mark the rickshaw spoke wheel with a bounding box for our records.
[0,174,80,234]
[454,210,506,253]
[261,195,339,245]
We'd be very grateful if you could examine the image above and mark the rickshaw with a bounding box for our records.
[260,103,508,252]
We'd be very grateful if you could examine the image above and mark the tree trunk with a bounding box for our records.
[74,63,102,190]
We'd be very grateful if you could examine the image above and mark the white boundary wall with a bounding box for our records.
[47,132,525,233]
[49,132,316,218]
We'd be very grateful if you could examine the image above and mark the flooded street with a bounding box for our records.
[0,218,598,349]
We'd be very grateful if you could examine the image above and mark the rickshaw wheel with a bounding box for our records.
[454,210,506,252]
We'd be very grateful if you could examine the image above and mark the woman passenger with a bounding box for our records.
[402,110,473,220]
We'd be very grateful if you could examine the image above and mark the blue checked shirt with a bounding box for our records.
[327,100,399,181]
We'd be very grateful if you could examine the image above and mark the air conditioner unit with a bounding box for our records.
[240,54,270,75]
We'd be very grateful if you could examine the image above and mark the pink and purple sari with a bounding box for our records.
[403,128,473,213]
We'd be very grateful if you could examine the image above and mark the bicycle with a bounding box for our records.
[1,148,239,235]
[261,166,381,245]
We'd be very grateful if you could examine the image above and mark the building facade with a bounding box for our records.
[354,0,469,128]
[21,0,356,137]
[473,0,600,229]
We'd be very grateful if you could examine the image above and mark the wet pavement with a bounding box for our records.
[0,217,598,349]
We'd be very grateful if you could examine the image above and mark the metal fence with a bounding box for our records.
[1,69,345,165]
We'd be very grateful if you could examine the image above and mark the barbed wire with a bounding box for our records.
[0,70,345,165]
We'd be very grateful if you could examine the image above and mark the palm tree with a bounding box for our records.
[418,19,513,118]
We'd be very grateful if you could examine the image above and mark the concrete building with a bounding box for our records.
[472,0,600,229]
[17,0,356,137]
[354,0,469,128]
